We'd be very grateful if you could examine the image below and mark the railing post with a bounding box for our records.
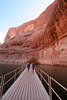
[37,67,39,76]
[48,76,52,100]
[0,76,4,98]
[41,71,42,83]
[19,69,20,76]
[19,68,21,76]
[0,85,1,98]
[22,67,23,72]
[14,70,16,82]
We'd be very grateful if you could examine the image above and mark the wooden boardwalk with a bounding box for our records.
[2,67,50,100]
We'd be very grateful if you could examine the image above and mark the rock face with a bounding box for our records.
[0,0,67,66]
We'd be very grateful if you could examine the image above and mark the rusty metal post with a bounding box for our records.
[0,85,1,98]
[2,75,5,95]
[14,70,16,82]
[19,69,20,76]
[41,71,42,83]
[48,76,52,100]
[0,76,4,98]
[19,68,21,76]
[22,67,23,72]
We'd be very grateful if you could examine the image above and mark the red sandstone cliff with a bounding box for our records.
[0,0,67,66]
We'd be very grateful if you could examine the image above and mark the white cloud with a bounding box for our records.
[0,32,6,43]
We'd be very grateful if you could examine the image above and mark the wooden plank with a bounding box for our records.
[3,69,26,99]
[12,81,21,99]
[3,80,19,99]
[2,67,50,100]
[32,70,45,99]
[15,79,23,99]
[19,71,27,99]
[8,74,23,99]
[36,74,50,100]
[18,81,25,99]
[30,77,34,100]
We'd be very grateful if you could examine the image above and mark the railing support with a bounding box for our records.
[14,70,16,82]
[18,69,20,76]
[0,86,1,98]
[0,76,4,98]
[0,66,25,98]
[41,71,42,83]
[35,66,67,100]
[22,67,23,72]
[48,76,52,100]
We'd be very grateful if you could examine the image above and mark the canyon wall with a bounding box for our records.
[0,0,67,66]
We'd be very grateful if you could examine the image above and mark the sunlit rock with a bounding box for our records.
[0,0,67,66]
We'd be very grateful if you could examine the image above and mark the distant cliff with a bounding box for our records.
[0,0,67,66]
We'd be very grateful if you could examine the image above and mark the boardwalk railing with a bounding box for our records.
[35,67,67,100]
[0,66,25,98]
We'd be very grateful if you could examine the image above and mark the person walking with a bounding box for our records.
[32,63,35,73]
[27,63,30,72]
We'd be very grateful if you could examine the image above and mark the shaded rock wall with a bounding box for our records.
[38,36,67,65]
[37,0,67,65]
[0,0,67,66]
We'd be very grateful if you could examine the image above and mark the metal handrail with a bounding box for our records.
[35,66,67,100]
[36,66,49,77]
[4,75,15,86]
[0,66,25,98]
[51,87,61,100]
[35,68,48,85]
[4,69,22,86]
[51,77,67,91]
[0,76,3,79]
[4,70,15,77]
[4,66,22,77]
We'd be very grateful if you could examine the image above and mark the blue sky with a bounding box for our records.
[0,0,55,43]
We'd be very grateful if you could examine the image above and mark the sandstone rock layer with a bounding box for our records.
[0,0,67,66]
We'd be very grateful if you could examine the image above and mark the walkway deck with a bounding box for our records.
[2,67,50,100]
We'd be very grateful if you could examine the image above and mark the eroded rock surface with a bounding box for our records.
[0,0,67,66]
